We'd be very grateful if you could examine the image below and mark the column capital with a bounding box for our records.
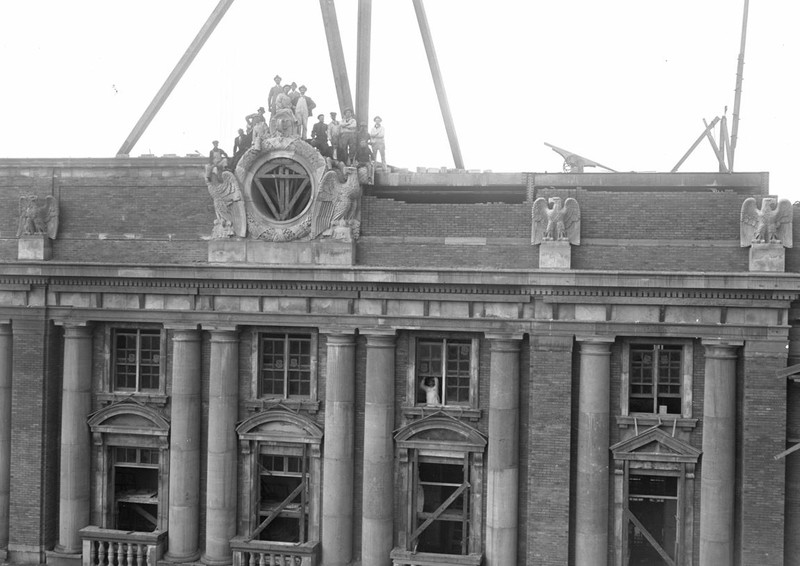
[206,328,240,343]
[62,324,94,338]
[575,335,615,345]
[485,332,524,342]
[321,330,356,345]
[576,336,613,356]
[363,332,396,348]
[201,323,238,333]
[702,340,742,359]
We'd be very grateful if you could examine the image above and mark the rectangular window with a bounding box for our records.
[627,474,679,564]
[415,339,473,407]
[259,333,312,398]
[254,450,309,543]
[629,344,683,414]
[113,447,159,532]
[413,457,471,555]
[113,329,162,392]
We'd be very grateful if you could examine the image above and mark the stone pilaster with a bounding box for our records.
[165,328,202,562]
[0,323,11,555]
[485,334,521,566]
[786,325,800,565]
[698,341,738,566]
[360,332,396,566]
[321,332,356,566]
[202,329,239,565]
[574,337,613,566]
[55,324,93,555]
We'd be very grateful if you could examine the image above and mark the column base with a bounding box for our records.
[164,550,202,564]
[46,548,82,566]
[201,553,232,566]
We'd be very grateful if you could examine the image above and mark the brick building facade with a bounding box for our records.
[0,151,797,566]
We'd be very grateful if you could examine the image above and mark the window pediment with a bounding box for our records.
[611,428,700,464]
[395,413,486,452]
[88,401,169,436]
[237,407,323,443]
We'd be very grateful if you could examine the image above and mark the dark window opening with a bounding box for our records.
[113,447,159,532]
[257,453,308,543]
[415,461,469,555]
[628,475,679,566]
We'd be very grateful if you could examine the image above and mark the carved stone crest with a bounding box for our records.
[205,133,362,246]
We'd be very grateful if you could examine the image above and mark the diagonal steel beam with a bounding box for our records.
[412,0,464,169]
[117,0,236,156]
[319,0,354,115]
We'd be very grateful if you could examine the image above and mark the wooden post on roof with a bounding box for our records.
[355,0,372,135]
[319,0,354,115]
[412,0,464,169]
[729,0,750,171]
[116,0,236,157]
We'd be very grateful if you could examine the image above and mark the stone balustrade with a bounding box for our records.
[230,538,319,566]
[79,527,165,566]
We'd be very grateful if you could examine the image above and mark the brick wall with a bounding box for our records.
[526,335,573,565]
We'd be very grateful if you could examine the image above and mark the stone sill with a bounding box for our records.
[401,405,481,422]
[390,549,482,565]
[616,414,698,431]
[97,392,168,406]
[245,398,320,414]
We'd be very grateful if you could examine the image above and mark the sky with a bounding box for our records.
[2,1,800,200]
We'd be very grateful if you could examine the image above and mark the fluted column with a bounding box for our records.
[574,337,613,566]
[53,324,93,554]
[485,334,521,566]
[0,323,11,552]
[321,332,356,566]
[166,327,202,562]
[202,329,239,565]
[360,332,396,566]
[699,341,738,565]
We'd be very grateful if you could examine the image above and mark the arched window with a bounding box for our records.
[391,414,486,566]
[87,402,170,532]
[232,408,323,564]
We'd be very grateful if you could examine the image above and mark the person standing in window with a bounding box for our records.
[420,377,440,406]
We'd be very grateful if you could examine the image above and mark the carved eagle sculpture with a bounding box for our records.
[17,195,58,239]
[740,197,793,248]
[531,196,581,245]
[206,170,246,238]
[311,166,362,241]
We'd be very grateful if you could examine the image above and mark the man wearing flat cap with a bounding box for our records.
[205,140,229,183]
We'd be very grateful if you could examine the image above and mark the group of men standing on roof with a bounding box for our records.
[207,74,387,179]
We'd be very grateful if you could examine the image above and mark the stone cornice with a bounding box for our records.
[1,262,800,292]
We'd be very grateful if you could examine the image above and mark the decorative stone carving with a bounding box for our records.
[740,197,793,272]
[310,166,362,242]
[17,195,58,239]
[205,171,246,239]
[740,197,793,247]
[531,196,581,245]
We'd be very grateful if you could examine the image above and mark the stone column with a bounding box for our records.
[574,337,613,566]
[202,329,239,565]
[485,334,521,566]
[360,332,396,566]
[321,332,356,566]
[0,323,11,554]
[698,341,738,566]
[55,324,93,555]
[165,328,202,562]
